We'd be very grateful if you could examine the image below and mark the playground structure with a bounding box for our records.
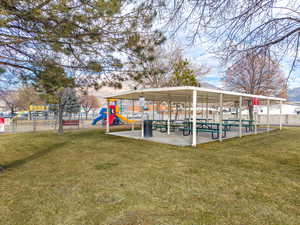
[92,99,135,126]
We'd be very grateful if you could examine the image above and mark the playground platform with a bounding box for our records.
[109,127,271,146]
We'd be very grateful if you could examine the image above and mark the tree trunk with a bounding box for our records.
[85,111,88,120]
[58,103,64,134]
[175,104,179,121]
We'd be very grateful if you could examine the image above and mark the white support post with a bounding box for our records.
[254,111,258,135]
[106,99,110,133]
[152,101,155,120]
[279,100,282,130]
[157,101,160,120]
[267,99,270,132]
[188,100,191,121]
[131,100,134,131]
[141,100,144,138]
[161,101,164,120]
[184,101,187,120]
[219,93,223,142]
[239,96,242,138]
[192,90,197,147]
[167,101,171,135]
[206,99,209,121]
[169,101,172,121]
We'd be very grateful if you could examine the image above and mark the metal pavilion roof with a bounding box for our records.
[105,86,286,104]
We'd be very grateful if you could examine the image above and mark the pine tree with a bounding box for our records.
[170,60,200,87]
[34,61,76,134]
[64,89,80,115]
[0,0,158,88]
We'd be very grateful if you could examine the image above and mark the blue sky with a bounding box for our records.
[157,1,300,90]
[178,42,300,89]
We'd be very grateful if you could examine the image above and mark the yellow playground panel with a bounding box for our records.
[29,105,48,111]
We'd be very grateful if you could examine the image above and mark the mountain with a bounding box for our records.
[200,82,220,90]
[288,87,300,102]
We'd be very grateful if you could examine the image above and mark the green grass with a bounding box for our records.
[0,128,299,225]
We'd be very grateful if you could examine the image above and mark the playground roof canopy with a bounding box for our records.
[105,86,286,103]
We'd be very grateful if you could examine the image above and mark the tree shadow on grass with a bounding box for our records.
[1,142,67,171]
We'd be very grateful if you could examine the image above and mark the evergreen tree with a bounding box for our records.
[169,59,200,87]
[0,0,158,88]
[169,59,201,120]
[34,61,76,134]
[64,89,80,114]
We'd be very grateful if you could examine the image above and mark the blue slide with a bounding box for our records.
[92,108,107,125]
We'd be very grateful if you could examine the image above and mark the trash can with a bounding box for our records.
[143,120,153,138]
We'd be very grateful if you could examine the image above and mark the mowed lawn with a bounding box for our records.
[0,128,299,225]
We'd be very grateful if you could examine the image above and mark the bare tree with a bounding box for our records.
[223,49,287,119]
[154,0,300,83]
[79,95,99,119]
[17,87,44,110]
[0,90,20,115]
[128,43,209,88]
[16,87,44,119]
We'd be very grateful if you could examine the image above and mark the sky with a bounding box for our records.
[167,33,300,89]
[157,0,300,90]
[183,45,300,89]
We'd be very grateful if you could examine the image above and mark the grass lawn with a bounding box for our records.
[0,128,299,225]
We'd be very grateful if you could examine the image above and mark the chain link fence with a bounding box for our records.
[1,111,300,134]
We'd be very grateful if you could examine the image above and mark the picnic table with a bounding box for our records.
[223,119,255,132]
[152,119,255,138]
[152,120,169,132]
[179,121,228,139]
[153,120,193,133]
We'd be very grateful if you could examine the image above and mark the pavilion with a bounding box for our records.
[105,86,286,147]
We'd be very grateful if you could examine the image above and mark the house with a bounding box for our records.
[242,103,300,115]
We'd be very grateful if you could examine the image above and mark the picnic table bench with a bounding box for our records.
[62,119,80,127]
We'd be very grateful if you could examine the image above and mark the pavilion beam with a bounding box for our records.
[219,93,223,142]
[239,96,242,138]
[106,99,110,133]
[279,100,282,130]
[267,99,270,132]
[192,90,197,147]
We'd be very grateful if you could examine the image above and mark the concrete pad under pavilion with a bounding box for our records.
[109,127,272,147]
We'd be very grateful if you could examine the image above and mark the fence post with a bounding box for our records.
[33,111,36,132]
